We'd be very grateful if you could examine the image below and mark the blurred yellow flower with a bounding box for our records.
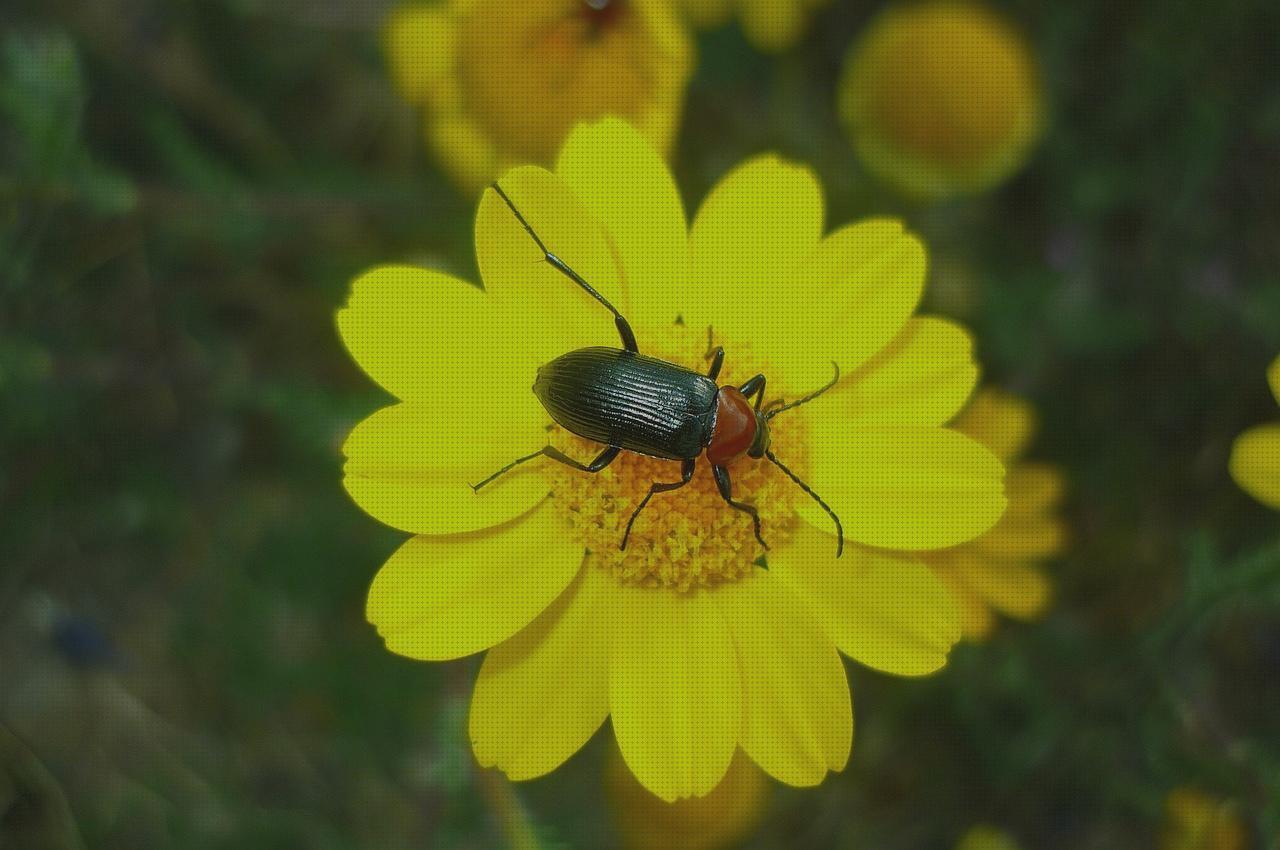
[676,0,830,53]
[1229,355,1280,508]
[837,1,1044,199]
[337,117,1007,800]
[924,389,1064,639]
[383,0,693,193]
[1161,788,1248,850]
[956,825,1023,850]
[607,745,768,850]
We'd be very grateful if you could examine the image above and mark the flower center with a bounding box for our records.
[456,0,656,162]
[544,324,808,591]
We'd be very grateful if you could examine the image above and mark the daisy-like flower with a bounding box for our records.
[923,389,1065,639]
[1229,355,1280,508]
[606,744,768,850]
[837,1,1044,199]
[337,117,1007,800]
[1161,788,1248,850]
[382,0,692,193]
[675,0,830,53]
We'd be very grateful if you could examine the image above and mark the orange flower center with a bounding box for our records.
[543,324,807,591]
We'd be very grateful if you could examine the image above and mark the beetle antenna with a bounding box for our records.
[764,362,841,420]
[765,450,843,558]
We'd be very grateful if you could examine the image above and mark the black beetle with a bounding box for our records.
[472,183,844,557]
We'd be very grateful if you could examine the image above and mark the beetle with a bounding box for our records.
[471,182,845,557]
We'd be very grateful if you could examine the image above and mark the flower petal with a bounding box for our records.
[610,586,740,801]
[974,513,1066,559]
[934,565,997,640]
[711,572,851,788]
[952,552,1052,621]
[772,523,962,676]
[1004,463,1065,514]
[381,4,453,105]
[342,403,550,535]
[555,117,691,331]
[687,155,824,347]
[337,265,539,405]
[1269,356,1280,406]
[366,501,584,661]
[953,388,1037,461]
[754,219,928,391]
[470,566,611,780]
[829,316,979,427]
[1230,424,1280,508]
[800,413,1008,549]
[476,166,627,357]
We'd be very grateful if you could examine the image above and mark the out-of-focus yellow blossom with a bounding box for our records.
[337,117,1007,800]
[383,0,692,192]
[837,1,1044,198]
[923,389,1064,639]
[676,0,830,53]
[956,825,1023,850]
[1229,355,1280,508]
[1162,788,1248,850]
[607,745,768,850]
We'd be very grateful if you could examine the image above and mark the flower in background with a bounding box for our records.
[956,825,1023,850]
[837,1,1044,199]
[1161,788,1248,850]
[383,0,692,193]
[676,0,830,53]
[923,389,1065,639]
[337,117,1007,800]
[607,745,768,850]
[1229,355,1280,508]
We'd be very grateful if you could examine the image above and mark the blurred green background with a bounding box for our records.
[2,0,1279,847]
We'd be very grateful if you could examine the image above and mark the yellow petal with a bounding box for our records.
[342,403,550,535]
[687,155,824,352]
[801,413,1008,549]
[476,166,627,358]
[336,265,535,405]
[382,5,453,104]
[953,553,1052,622]
[1004,463,1065,514]
[1269,355,1280,406]
[711,572,851,788]
[366,501,584,661]
[555,117,691,331]
[470,566,611,780]
[934,564,997,640]
[739,0,807,53]
[1230,423,1280,508]
[975,513,1066,559]
[742,219,929,392]
[953,388,1037,460]
[610,587,740,801]
[832,316,979,427]
[772,524,962,676]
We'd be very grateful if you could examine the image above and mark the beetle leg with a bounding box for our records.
[739,374,766,411]
[489,182,639,353]
[705,346,725,380]
[621,458,696,550]
[712,465,769,550]
[471,444,620,491]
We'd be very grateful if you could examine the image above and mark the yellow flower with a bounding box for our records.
[607,744,768,850]
[1161,788,1248,850]
[337,117,1007,800]
[923,389,1065,639]
[1229,355,1280,508]
[956,825,1023,850]
[837,1,1044,198]
[676,0,830,53]
[383,0,692,193]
